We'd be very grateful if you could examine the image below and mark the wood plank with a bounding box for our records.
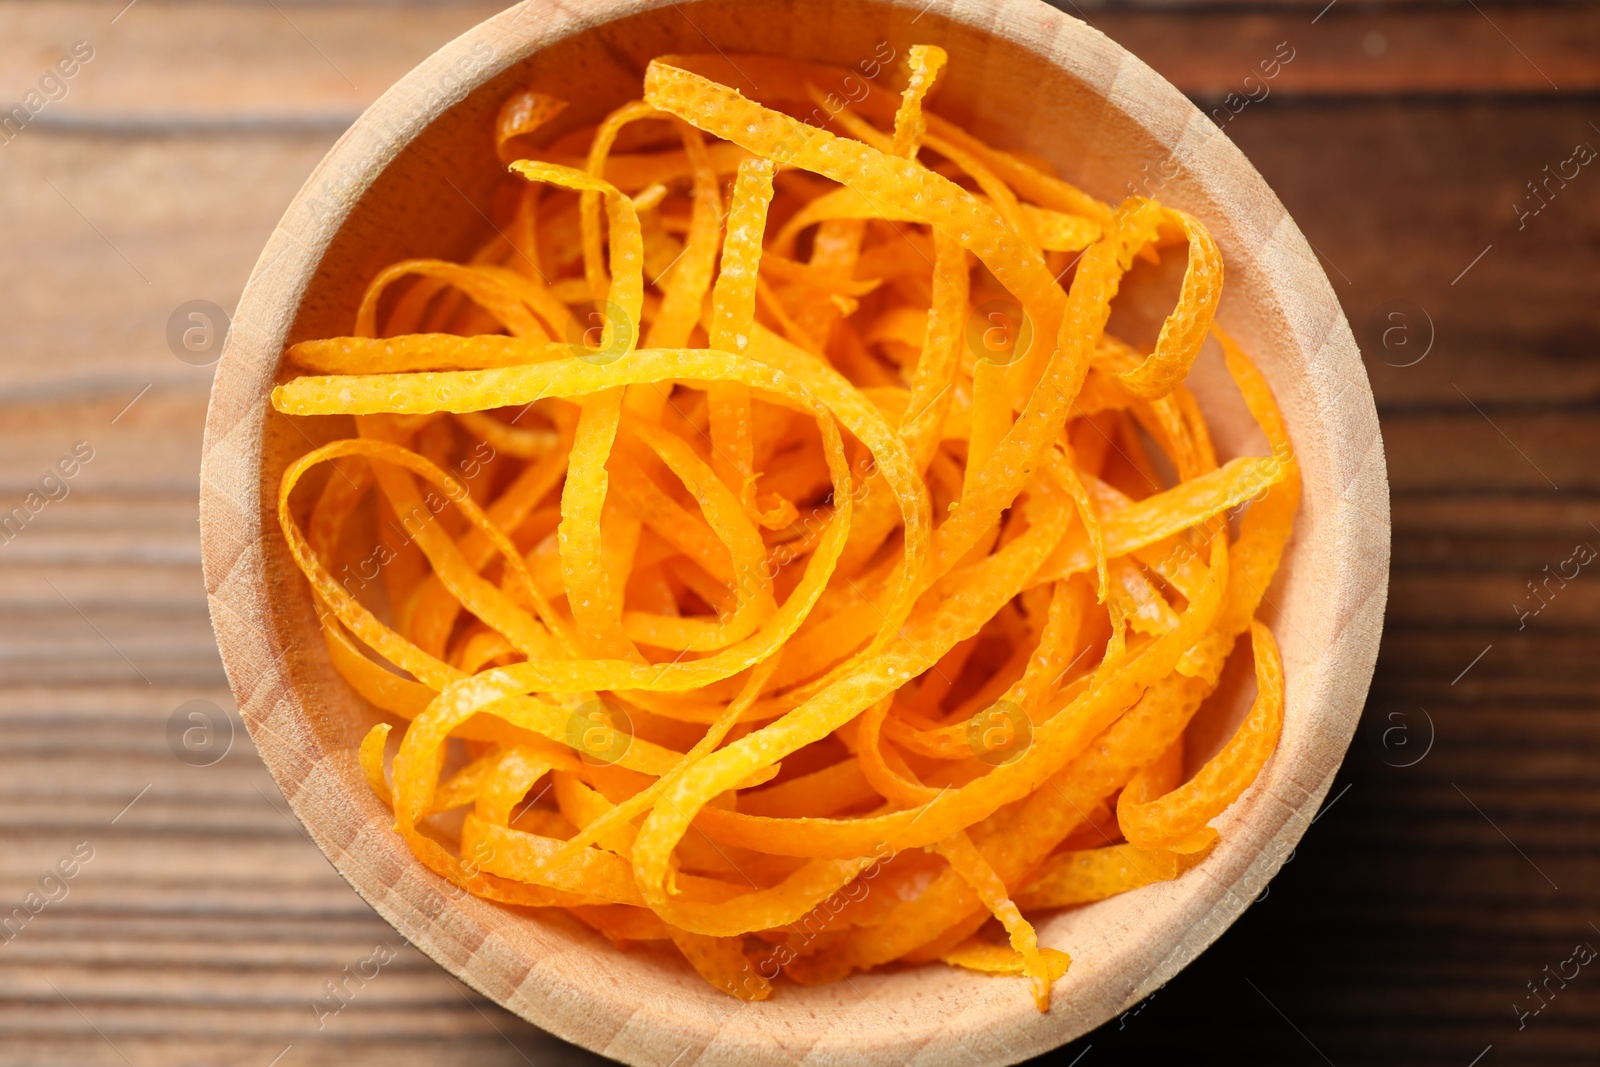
[1221,99,1600,410]
[1372,408,1595,492]
[1093,3,1600,95]
[1,1,502,127]
[1392,493,1600,535]
[0,132,334,403]
[1388,569,1600,628]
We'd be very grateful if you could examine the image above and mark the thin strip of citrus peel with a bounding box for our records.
[271,45,1298,1009]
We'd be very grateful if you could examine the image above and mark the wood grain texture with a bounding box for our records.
[197,0,1383,1064]
[0,1,506,129]
[1092,3,1600,95]
[4,0,1595,1065]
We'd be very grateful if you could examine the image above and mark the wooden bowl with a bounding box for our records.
[200,1,1390,1062]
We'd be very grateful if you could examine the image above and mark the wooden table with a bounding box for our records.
[1,2,1594,1064]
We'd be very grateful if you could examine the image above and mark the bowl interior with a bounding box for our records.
[204,1,1388,1063]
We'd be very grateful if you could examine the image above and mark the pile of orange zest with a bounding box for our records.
[270,46,1299,1009]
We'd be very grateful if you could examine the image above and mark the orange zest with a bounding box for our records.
[270,47,1298,1009]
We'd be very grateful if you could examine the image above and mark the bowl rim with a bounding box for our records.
[199,1,1390,1063]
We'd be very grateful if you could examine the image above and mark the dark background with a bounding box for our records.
[0,2,1594,1065]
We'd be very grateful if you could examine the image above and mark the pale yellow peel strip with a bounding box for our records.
[708,156,780,523]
